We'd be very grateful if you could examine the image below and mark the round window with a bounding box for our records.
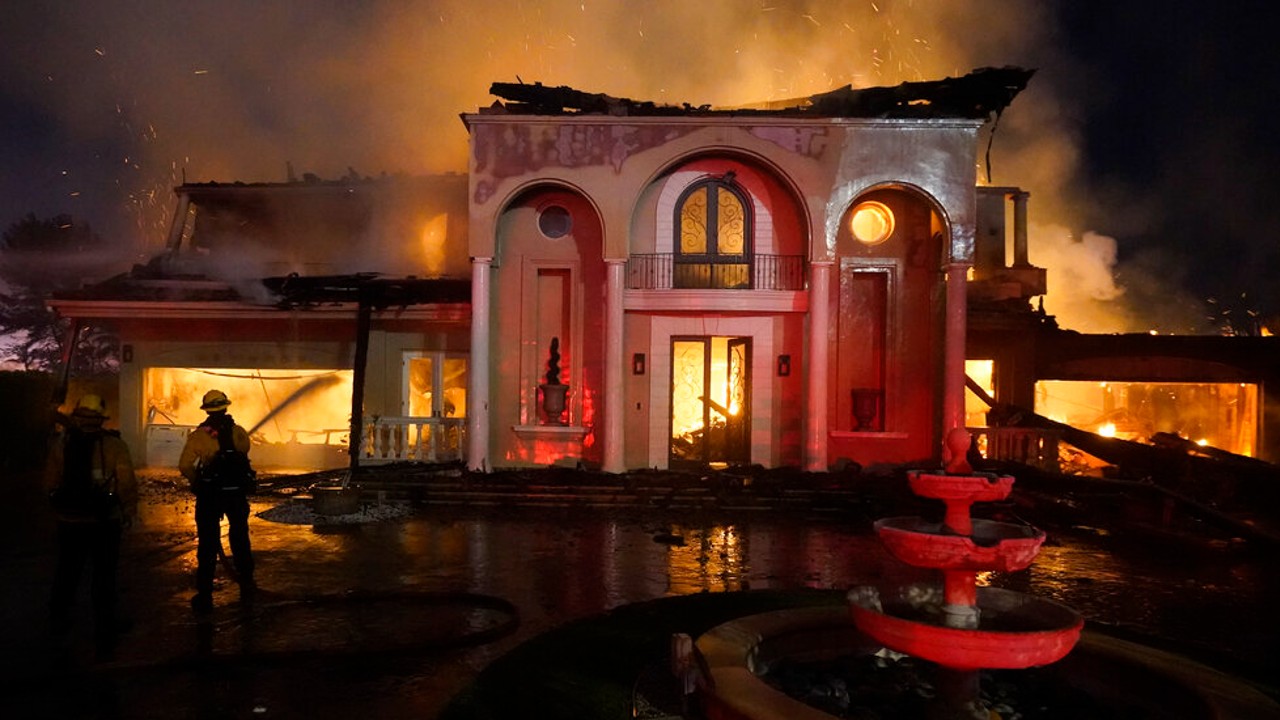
[850,201,895,245]
[538,205,572,238]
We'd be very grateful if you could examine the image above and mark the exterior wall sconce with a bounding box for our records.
[777,354,791,377]
[633,353,646,375]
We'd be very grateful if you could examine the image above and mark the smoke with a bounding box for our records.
[0,0,1207,331]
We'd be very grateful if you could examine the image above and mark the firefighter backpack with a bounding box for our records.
[198,422,257,494]
[49,427,119,518]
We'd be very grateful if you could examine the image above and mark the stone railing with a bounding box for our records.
[970,426,1061,471]
[363,415,466,465]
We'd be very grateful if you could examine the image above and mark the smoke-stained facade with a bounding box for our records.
[457,70,1034,472]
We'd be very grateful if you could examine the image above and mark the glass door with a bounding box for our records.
[669,336,751,467]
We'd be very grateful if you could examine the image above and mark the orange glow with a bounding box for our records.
[143,367,356,470]
[850,201,895,245]
[406,355,468,418]
[144,367,354,444]
[419,213,449,276]
[1035,380,1259,457]
[671,338,742,449]
[964,359,994,427]
[665,524,746,595]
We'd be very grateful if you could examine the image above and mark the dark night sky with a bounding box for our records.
[1053,2,1280,332]
[1,1,1276,333]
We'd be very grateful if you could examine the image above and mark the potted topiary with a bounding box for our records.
[539,337,569,425]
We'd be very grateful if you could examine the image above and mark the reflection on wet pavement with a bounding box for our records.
[2,474,1277,719]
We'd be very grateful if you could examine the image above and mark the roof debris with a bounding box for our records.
[486,66,1034,120]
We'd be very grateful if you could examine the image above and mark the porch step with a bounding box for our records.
[267,463,887,514]
[341,478,862,512]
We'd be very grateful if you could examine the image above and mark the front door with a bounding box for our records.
[669,336,752,467]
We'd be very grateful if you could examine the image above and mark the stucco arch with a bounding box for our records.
[629,148,811,261]
[828,180,959,264]
[490,179,605,267]
[835,181,954,266]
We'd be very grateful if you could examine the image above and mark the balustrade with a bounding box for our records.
[363,415,466,464]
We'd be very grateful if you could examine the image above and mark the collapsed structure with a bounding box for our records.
[46,68,1280,480]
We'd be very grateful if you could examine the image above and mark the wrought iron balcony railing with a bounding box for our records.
[626,254,807,290]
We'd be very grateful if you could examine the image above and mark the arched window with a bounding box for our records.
[674,175,752,288]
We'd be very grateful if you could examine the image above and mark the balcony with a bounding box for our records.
[363,415,466,465]
[627,254,806,291]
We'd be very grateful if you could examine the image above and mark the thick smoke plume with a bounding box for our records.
[0,1,1206,331]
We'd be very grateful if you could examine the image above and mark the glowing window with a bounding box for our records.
[674,176,752,289]
[850,201,895,245]
[538,205,572,238]
[405,353,468,418]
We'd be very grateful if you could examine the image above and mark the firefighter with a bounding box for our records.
[178,389,256,613]
[45,393,138,661]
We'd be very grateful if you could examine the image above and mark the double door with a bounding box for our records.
[669,336,751,467]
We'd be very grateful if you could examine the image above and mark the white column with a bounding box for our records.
[602,259,626,473]
[943,262,969,435]
[805,261,833,472]
[467,257,492,472]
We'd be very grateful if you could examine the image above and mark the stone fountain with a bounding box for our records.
[692,428,1280,719]
[846,427,1082,718]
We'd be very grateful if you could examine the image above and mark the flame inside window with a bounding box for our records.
[1034,380,1258,457]
[144,367,355,470]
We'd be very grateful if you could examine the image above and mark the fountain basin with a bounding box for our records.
[848,583,1083,670]
[694,605,1280,720]
[875,517,1046,571]
[908,471,1014,503]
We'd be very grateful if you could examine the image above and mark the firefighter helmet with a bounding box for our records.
[72,394,108,418]
[200,389,231,411]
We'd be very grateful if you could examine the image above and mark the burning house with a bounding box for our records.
[461,68,1034,473]
[966,186,1280,469]
[48,174,473,471]
[58,66,1278,478]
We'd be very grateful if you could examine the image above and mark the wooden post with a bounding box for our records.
[348,288,374,474]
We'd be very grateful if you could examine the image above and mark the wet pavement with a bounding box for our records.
[2,466,1278,719]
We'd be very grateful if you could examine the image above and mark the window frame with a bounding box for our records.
[673,176,754,289]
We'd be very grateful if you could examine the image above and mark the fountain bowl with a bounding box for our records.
[908,471,1014,503]
[848,583,1083,670]
[875,517,1046,571]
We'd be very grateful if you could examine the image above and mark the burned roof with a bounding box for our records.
[262,273,471,310]
[485,66,1034,121]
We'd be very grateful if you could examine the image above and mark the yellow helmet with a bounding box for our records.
[201,389,231,411]
[72,394,108,418]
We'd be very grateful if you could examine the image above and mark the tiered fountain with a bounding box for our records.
[847,427,1084,718]
[692,428,1280,719]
